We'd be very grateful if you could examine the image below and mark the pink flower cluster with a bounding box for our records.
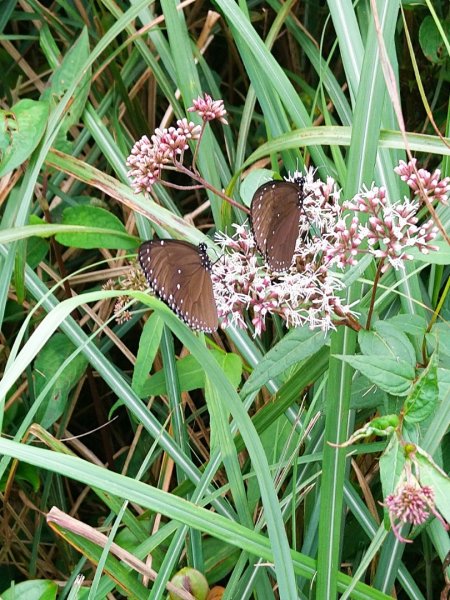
[126,119,201,194]
[395,158,449,204]
[384,456,448,543]
[187,93,228,124]
[385,483,436,541]
[126,94,228,194]
[212,229,348,336]
[326,179,439,272]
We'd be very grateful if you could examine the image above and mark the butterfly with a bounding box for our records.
[138,239,218,332]
[250,177,309,272]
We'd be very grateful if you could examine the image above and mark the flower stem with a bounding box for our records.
[172,159,250,215]
[191,122,206,174]
[366,258,385,330]
[333,305,362,331]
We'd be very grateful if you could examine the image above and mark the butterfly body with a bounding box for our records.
[250,177,307,272]
[138,239,218,332]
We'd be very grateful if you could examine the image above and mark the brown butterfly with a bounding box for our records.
[250,177,308,271]
[139,239,218,332]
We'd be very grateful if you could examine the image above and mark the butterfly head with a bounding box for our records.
[292,175,306,187]
[198,242,213,272]
[290,176,309,208]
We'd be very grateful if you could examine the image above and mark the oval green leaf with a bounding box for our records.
[336,354,415,396]
[56,205,138,249]
[0,99,49,177]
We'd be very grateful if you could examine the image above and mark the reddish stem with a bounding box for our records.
[366,258,385,330]
[333,306,362,331]
[191,122,206,173]
[171,159,250,215]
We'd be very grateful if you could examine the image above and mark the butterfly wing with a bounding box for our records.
[139,239,218,332]
[250,180,304,271]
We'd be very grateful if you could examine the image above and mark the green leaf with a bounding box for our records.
[240,168,278,207]
[415,447,450,523]
[335,354,415,395]
[13,462,41,492]
[204,375,247,519]
[432,323,450,358]
[350,373,386,410]
[42,28,91,147]
[404,352,439,423]
[140,354,203,397]
[132,313,164,396]
[379,435,405,522]
[243,127,450,167]
[1,580,58,600]
[203,537,240,583]
[47,521,150,600]
[34,333,88,428]
[359,321,416,365]
[56,205,138,249]
[242,327,329,396]
[27,235,50,269]
[0,429,384,599]
[0,100,49,177]
[419,16,450,64]
[139,350,242,397]
[0,223,137,248]
[217,352,243,389]
[0,110,16,152]
[0,461,41,493]
[384,314,427,337]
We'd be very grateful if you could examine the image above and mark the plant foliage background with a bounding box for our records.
[0,0,449,599]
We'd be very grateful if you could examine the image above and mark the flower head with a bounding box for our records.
[126,95,225,193]
[395,158,449,205]
[113,298,132,324]
[212,218,352,336]
[126,118,202,193]
[176,118,202,140]
[384,458,448,543]
[326,183,438,272]
[104,262,147,324]
[126,135,162,194]
[188,93,228,124]
[210,168,361,335]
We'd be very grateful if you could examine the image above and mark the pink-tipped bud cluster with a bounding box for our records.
[126,93,228,193]
[326,170,440,272]
[126,119,201,193]
[383,457,448,544]
[188,93,228,124]
[395,158,449,205]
